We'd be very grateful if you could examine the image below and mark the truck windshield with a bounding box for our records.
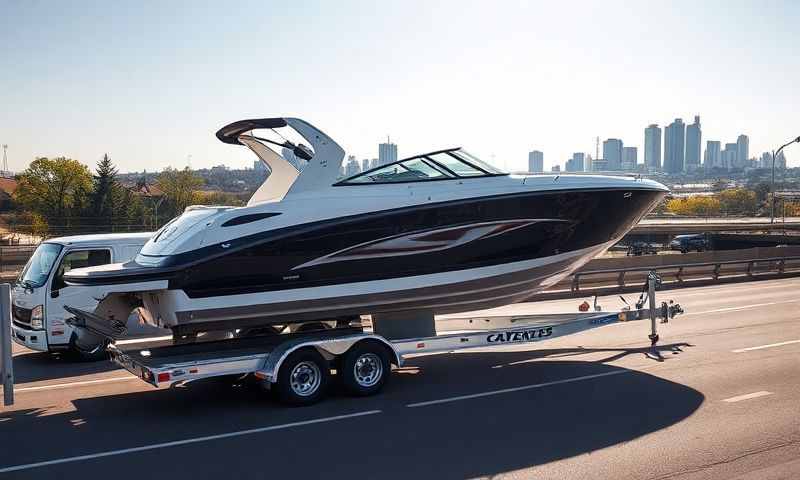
[18,243,63,288]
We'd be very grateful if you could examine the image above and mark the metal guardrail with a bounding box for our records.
[568,255,800,293]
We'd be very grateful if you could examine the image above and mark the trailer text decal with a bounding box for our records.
[486,326,553,343]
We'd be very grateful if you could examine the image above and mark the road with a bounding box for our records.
[2,278,799,479]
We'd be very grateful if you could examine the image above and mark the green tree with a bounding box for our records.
[157,167,204,217]
[14,157,93,225]
[89,153,127,230]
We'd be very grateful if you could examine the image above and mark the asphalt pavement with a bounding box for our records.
[2,277,799,479]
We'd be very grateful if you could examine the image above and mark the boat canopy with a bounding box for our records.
[337,148,507,185]
[215,117,345,205]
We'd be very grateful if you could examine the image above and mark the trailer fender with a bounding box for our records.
[258,334,401,383]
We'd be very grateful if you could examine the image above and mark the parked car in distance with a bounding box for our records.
[669,234,709,253]
[626,241,659,256]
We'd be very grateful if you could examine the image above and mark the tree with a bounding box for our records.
[666,196,721,216]
[157,167,204,217]
[718,188,757,216]
[89,154,127,230]
[14,157,93,225]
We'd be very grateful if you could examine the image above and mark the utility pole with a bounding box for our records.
[771,136,800,223]
[1,145,7,174]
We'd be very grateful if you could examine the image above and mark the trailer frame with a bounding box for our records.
[107,272,682,405]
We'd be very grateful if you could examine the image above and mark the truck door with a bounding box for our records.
[46,248,112,346]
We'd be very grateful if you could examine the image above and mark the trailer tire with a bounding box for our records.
[275,349,329,406]
[340,341,391,397]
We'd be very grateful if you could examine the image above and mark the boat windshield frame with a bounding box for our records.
[335,148,508,186]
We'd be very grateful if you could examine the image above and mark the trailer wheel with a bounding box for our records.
[340,341,391,397]
[275,349,329,406]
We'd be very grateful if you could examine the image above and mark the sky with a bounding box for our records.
[1,0,799,173]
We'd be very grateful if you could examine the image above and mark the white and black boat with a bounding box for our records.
[63,117,668,341]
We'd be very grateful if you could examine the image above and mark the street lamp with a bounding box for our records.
[771,135,800,223]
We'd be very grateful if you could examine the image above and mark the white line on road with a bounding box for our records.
[0,410,382,474]
[732,339,800,353]
[15,376,138,392]
[723,391,773,403]
[686,299,800,316]
[406,370,629,408]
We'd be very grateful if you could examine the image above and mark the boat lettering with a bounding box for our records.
[486,326,553,343]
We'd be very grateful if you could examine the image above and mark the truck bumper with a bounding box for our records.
[11,323,49,352]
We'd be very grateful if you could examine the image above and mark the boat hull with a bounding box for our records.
[142,240,613,335]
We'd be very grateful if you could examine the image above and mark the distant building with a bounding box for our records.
[664,118,686,174]
[736,135,749,169]
[369,158,379,169]
[378,138,398,166]
[566,152,585,172]
[362,158,370,172]
[592,158,608,171]
[722,143,738,170]
[685,116,701,172]
[622,146,637,170]
[602,139,623,170]
[551,165,561,173]
[776,151,787,169]
[345,155,361,176]
[528,150,544,173]
[760,152,772,169]
[704,141,721,170]
[644,124,662,171]
[253,160,268,173]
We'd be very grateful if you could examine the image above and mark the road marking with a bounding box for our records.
[407,370,629,407]
[732,339,800,353]
[723,391,773,403]
[15,376,140,393]
[0,410,382,474]
[686,299,800,316]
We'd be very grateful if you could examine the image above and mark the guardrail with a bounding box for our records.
[568,255,800,293]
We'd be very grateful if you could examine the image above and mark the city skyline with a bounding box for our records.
[1,1,798,174]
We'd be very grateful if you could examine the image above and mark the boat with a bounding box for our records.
[62,117,668,342]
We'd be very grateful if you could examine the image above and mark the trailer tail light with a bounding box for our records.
[416,342,425,349]
[157,372,171,383]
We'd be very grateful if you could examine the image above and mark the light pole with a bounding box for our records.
[771,136,800,223]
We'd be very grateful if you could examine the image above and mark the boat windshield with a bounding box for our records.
[339,148,506,184]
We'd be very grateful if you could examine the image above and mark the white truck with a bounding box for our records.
[11,232,165,360]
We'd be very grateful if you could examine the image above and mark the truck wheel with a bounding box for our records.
[68,334,109,362]
[275,349,329,406]
[340,341,391,397]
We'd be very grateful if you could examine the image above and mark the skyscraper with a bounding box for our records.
[664,118,686,174]
[602,138,623,171]
[704,141,721,170]
[760,152,772,169]
[722,143,738,170]
[528,150,544,172]
[345,155,361,176]
[685,116,702,171]
[622,147,637,170]
[736,135,749,169]
[362,158,370,172]
[776,150,787,169]
[378,138,397,166]
[644,124,662,171]
[566,152,585,172]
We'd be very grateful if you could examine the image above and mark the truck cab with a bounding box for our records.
[11,232,157,360]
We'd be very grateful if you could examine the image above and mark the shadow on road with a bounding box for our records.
[11,350,119,384]
[0,344,703,479]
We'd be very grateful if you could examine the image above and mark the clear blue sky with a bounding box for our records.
[2,0,798,173]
